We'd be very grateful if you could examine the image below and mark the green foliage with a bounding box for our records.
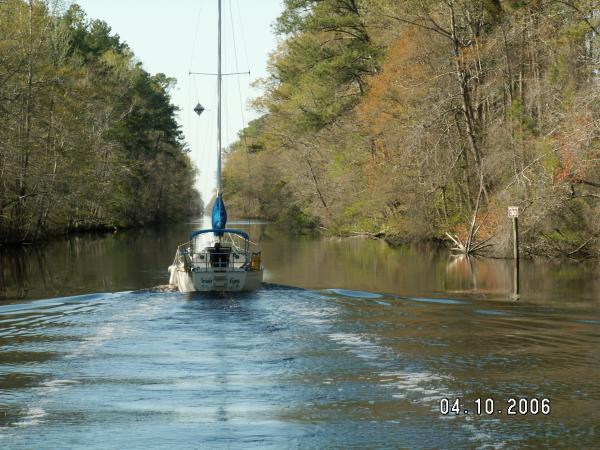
[537,140,560,174]
[509,99,537,135]
[264,0,380,134]
[226,0,600,257]
[0,1,200,244]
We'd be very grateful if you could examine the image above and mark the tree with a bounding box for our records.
[0,0,200,245]
[224,0,600,257]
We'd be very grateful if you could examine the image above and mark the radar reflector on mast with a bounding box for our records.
[194,103,205,116]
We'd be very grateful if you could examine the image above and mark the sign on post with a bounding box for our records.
[509,206,520,262]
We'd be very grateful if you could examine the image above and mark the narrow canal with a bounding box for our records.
[1,220,599,448]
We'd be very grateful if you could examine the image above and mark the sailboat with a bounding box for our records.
[168,0,263,292]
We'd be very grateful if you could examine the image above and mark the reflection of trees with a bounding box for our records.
[0,253,6,299]
[445,254,509,295]
[3,224,599,302]
[446,255,477,292]
[1,248,29,299]
[528,260,600,301]
[1,226,189,301]
[264,236,457,294]
[444,255,599,300]
[1,244,62,299]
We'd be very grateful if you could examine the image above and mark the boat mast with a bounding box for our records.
[216,0,222,194]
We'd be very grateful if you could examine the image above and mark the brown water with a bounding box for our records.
[1,220,599,448]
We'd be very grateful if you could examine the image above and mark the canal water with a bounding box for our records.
[1,220,599,448]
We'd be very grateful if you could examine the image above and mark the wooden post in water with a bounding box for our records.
[508,206,520,300]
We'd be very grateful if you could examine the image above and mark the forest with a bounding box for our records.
[223,0,600,258]
[0,1,200,245]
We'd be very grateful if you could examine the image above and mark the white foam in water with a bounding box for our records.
[36,379,79,393]
[66,324,116,358]
[296,308,337,326]
[327,334,463,414]
[379,368,506,447]
[328,332,383,360]
[463,420,508,449]
[6,294,163,432]
[6,295,167,435]
[328,331,497,448]
[379,369,455,404]
[13,407,47,427]
[66,293,164,359]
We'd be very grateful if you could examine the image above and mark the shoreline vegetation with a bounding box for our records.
[222,0,600,259]
[0,1,201,247]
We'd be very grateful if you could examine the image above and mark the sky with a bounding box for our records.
[74,0,283,206]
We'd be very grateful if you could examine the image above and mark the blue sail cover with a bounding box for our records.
[211,193,228,236]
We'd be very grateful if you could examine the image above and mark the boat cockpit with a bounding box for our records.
[208,243,231,269]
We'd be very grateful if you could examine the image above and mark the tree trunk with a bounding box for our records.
[449,1,487,204]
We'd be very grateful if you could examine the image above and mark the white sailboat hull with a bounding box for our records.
[169,264,263,293]
[192,268,263,292]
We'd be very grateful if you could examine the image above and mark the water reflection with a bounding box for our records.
[261,232,600,304]
[2,222,600,305]
[0,264,599,447]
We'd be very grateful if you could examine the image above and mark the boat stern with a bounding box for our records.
[192,269,247,292]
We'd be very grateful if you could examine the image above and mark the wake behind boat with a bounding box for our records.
[168,0,263,292]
